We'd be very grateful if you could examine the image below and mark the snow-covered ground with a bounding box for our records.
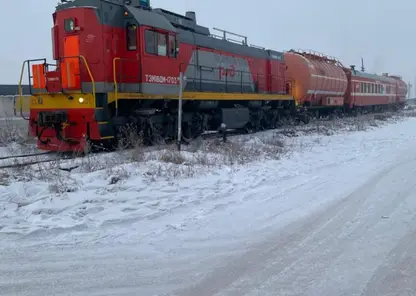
[2,115,416,295]
[0,115,397,234]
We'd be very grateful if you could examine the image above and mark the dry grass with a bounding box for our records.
[106,165,131,185]
[141,136,282,181]
[0,117,30,146]
[159,149,187,164]
[3,107,413,187]
[400,109,416,118]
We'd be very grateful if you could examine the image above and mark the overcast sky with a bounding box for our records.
[1,0,415,90]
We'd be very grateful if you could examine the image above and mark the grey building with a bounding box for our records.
[0,85,31,96]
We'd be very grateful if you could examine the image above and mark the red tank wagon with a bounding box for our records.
[284,50,348,109]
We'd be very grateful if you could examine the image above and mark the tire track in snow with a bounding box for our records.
[174,156,415,296]
[361,226,416,296]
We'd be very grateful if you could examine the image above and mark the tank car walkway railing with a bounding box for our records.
[288,49,345,68]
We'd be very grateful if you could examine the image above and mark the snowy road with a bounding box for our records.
[2,118,416,295]
[179,156,416,296]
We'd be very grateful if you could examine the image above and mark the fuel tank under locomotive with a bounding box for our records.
[115,100,271,144]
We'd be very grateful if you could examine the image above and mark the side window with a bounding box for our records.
[145,29,174,57]
[145,30,156,54]
[157,33,167,56]
[126,24,137,51]
[168,35,176,57]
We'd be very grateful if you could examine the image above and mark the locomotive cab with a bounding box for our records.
[23,0,181,152]
[119,5,180,95]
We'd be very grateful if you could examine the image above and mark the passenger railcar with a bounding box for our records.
[343,67,405,112]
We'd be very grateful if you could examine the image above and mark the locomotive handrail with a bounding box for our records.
[79,55,96,101]
[59,55,96,101]
[113,57,121,116]
[184,63,289,95]
[113,57,142,115]
[112,60,290,97]
[18,61,29,120]
[18,59,47,120]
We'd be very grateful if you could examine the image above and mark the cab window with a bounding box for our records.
[145,30,156,54]
[157,33,167,56]
[168,35,176,57]
[126,24,137,51]
[145,30,176,57]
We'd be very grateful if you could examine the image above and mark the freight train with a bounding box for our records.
[19,0,407,152]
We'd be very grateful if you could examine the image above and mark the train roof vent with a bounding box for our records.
[125,5,176,32]
[389,75,402,80]
[121,0,151,8]
[153,8,210,35]
[185,11,196,22]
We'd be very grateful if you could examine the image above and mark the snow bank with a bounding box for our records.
[0,115,415,237]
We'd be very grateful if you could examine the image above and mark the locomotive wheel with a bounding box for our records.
[243,122,253,134]
[260,118,268,130]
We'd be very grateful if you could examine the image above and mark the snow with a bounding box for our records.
[0,116,413,237]
[2,115,416,295]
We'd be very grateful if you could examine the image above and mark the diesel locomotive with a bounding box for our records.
[19,0,407,152]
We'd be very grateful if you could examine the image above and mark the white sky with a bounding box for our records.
[1,0,415,88]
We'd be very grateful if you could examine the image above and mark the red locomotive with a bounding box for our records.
[20,0,407,152]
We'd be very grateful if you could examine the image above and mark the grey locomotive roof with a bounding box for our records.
[0,85,30,96]
[153,8,210,36]
[175,22,282,60]
[125,5,176,32]
[154,8,283,60]
[56,0,283,61]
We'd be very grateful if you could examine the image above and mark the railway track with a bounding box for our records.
[0,151,77,170]
[0,129,230,170]
[0,110,406,171]
[0,151,53,161]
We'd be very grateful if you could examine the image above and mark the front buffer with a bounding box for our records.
[29,94,104,153]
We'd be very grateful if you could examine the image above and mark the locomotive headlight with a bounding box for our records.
[78,97,84,103]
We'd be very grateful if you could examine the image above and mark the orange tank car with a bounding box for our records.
[284,50,348,108]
